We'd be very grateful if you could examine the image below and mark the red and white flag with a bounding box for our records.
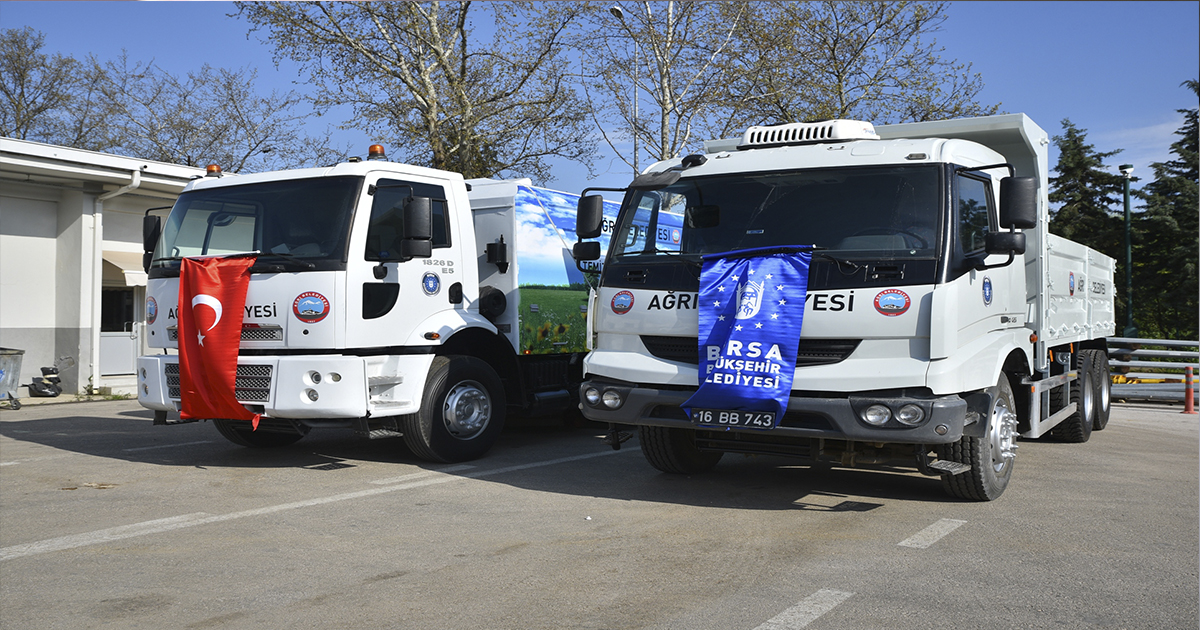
[177,256,260,428]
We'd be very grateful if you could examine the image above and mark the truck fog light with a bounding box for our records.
[601,390,623,409]
[309,371,322,384]
[584,387,601,406]
[140,368,147,380]
[862,404,891,425]
[142,384,149,395]
[329,372,341,383]
[305,388,319,402]
[896,404,925,425]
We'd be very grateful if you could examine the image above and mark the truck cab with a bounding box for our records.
[574,115,1114,500]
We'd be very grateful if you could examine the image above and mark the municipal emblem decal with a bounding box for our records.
[982,277,993,306]
[146,297,158,324]
[611,290,634,315]
[422,272,440,296]
[293,292,330,323]
[1069,272,1075,296]
[874,289,911,316]
[735,279,765,320]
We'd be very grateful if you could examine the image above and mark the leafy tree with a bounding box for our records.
[587,1,748,171]
[0,26,339,172]
[588,1,998,171]
[0,27,113,150]
[98,55,343,172]
[1132,80,1199,340]
[237,1,595,183]
[724,1,996,131]
[1047,119,1129,329]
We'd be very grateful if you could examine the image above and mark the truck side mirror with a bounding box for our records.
[985,231,1026,256]
[1000,177,1037,229]
[573,241,601,261]
[142,215,161,272]
[403,196,433,241]
[143,215,161,253]
[576,195,604,239]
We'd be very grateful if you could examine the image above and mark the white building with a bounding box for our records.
[1,138,203,396]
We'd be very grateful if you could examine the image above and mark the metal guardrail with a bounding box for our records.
[1107,337,1199,403]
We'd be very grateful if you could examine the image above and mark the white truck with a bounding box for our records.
[572,114,1115,500]
[137,147,617,462]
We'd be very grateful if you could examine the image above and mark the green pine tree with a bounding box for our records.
[1048,119,1130,328]
[1132,80,1199,341]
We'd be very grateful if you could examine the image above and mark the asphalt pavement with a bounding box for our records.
[1,400,1196,629]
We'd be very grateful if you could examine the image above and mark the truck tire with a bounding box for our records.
[1049,352,1094,443]
[638,426,723,474]
[937,373,1018,501]
[1084,349,1111,431]
[403,356,506,463]
[213,419,305,448]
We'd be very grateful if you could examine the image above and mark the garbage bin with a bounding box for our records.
[0,348,24,410]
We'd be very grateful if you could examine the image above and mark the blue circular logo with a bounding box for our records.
[982,277,993,306]
[422,272,440,296]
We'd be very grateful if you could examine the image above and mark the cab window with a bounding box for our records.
[956,174,993,254]
[366,179,451,261]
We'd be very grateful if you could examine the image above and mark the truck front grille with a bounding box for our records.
[164,363,273,402]
[167,325,284,342]
[640,336,860,367]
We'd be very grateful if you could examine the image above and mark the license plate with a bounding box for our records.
[691,408,777,429]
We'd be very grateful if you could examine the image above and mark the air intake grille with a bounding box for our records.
[640,336,860,368]
[167,325,284,342]
[164,363,273,402]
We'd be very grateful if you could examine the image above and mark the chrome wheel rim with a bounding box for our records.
[442,380,491,440]
[989,397,1018,474]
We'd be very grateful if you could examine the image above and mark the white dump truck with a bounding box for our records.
[572,114,1115,500]
[137,146,617,462]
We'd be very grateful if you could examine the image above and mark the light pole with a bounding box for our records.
[609,5,639,175]
[1119,163,1136,337]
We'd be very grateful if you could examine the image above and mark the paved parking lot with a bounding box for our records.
[1,400,1196,629]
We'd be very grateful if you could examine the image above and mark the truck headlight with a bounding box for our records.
[601,390,623,409]
[584,387,601,406]
[862,404,891,426]
[896,404,925,426]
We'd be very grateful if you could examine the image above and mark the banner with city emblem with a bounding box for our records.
[682,246,812,428]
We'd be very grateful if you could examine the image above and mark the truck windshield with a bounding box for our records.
[610,165,940,260]
[151,176,361,271]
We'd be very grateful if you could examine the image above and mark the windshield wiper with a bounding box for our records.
[816,251,863,275]
[259,251,316,269]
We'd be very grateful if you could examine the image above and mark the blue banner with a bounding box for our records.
[683,247,812,427]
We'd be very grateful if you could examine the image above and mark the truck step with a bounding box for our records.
[928,460,971,475]
[359,429,404,440]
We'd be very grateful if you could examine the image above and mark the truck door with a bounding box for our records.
[345,174,465,350]
[932,171,1023,362]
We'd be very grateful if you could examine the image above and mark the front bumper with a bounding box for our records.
[579,379,968,444]
[137,353,434,419]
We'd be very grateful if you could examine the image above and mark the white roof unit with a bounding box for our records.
[740,119,879,149]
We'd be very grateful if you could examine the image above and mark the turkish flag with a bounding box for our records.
[177,255,261,428]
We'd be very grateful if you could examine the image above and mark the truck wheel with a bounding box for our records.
[1084,349,1111,430]
[937,373,1018,501]
[1050,353,1094,443]
[638,426,723,474]
[403,356,506,463]
[213,419,305,448]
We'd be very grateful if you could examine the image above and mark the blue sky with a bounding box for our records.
[3,1,1197,197]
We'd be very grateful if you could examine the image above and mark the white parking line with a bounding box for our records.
[370,464,475,485]
[897,518,967,549]
[0,453,74,467]
[753,589,854,630]
[122,440,215,452]
[0,448,634,562]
